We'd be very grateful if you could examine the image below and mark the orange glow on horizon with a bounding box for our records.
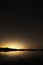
[0,41,30,56]
[0,41,27,49]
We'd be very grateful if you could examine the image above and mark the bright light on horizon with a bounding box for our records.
[0,41,29,56]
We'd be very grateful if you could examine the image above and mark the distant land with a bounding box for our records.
[0,48,43,52]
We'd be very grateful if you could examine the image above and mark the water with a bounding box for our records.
[0,51,43,65]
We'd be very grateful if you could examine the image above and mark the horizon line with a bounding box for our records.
[0,48,43,52]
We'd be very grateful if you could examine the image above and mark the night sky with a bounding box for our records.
[0,1,43,65]
[0,1,43,48]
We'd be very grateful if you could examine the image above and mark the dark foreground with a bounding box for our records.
[0,51,43,65]
[0,56,43,65]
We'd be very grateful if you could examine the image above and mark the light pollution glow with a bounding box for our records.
[0,41,30,56]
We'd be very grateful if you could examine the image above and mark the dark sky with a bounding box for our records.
[0,1,43,48]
